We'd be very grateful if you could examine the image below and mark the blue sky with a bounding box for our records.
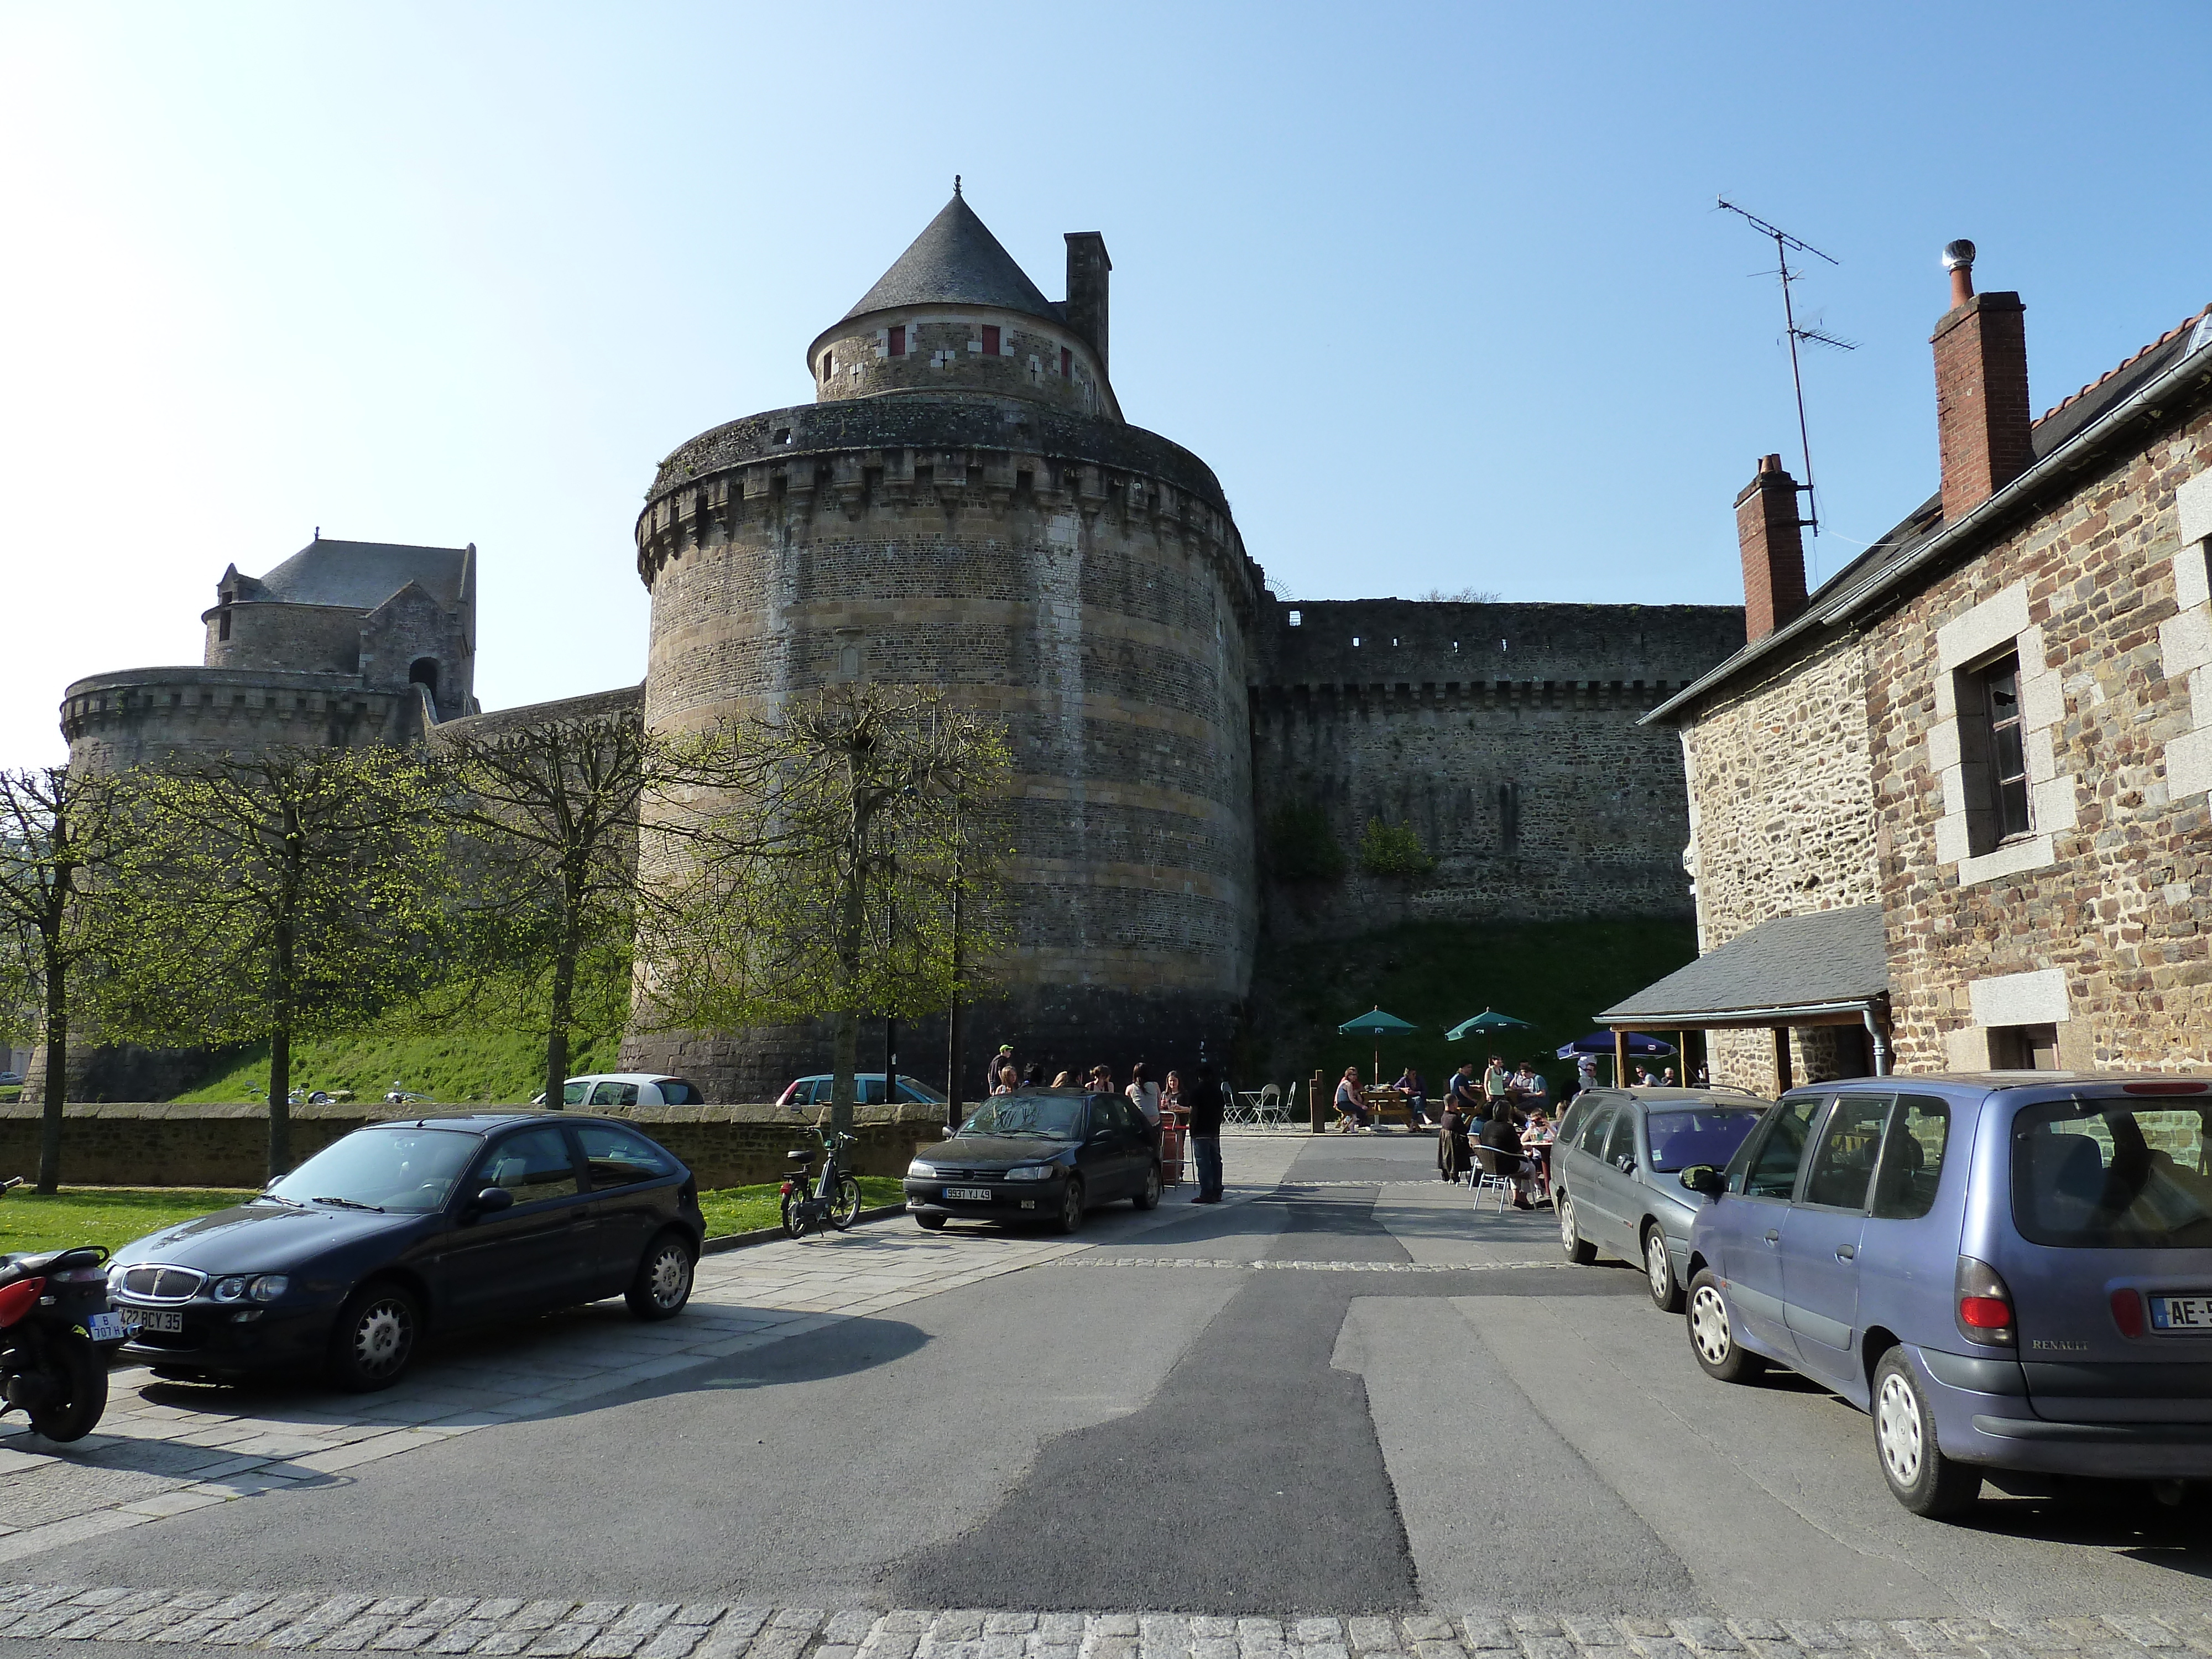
[4,2,2208,765]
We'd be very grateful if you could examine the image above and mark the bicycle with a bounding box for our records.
[780,1121,863,1238]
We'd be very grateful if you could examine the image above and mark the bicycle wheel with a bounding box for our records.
[781,1190,812,1239]
[829,1174,863,1230]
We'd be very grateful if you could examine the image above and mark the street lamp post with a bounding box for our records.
[946,799,964,1132]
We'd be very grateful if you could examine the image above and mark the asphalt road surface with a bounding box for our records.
[16,1133,2212,1620]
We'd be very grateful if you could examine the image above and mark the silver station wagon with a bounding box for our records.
[1554,1087,1772,1311]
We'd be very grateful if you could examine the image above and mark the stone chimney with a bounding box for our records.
[1931,239,2032,524]
[1064,232,1111,369]
[1736,453,1808,641]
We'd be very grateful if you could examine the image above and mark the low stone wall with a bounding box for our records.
[0,1100,947,1191]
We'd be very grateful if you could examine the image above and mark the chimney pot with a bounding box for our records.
[1943,239,1976,307]
[1735,455,1808,641]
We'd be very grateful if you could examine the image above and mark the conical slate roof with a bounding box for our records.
[842,191,1058,324]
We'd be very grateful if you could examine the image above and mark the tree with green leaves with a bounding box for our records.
[641,686,1013,1136]
[103,745,453,1177]
[0,765,124,1192]
[434,711,665,1112]
[1357,817,1436,878]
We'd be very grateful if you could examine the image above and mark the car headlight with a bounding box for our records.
[907,1162,938,1180]
[249,1275,289,1302]
[1005,1165,1053,1182]
[107,1264,127,1297]
[211,1276,249,1303]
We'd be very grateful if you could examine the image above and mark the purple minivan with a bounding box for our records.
[1679,1073,2212,1517]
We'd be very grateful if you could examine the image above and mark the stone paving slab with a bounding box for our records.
[3,1592,2211,1659]
[1048,1260,1577,1274]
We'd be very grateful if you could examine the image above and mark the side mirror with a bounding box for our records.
[1678,1165,1727,1197]
[470,1186,514,1217]
[940,1126,957,1139]
[1615,1154,1637,1175]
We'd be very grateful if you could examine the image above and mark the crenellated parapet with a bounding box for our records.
[60,667,420,776]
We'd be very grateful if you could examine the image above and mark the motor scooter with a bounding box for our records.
[0,1176,117,1442]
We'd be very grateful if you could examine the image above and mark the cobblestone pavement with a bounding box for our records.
[0,1140,1312,1566]
[6,1587,2212,1659]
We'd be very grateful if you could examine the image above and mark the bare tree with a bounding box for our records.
[641,686,1013,1136]
[435,712,664,1111]
[0,766,123,1192]
[105,747,451,1177]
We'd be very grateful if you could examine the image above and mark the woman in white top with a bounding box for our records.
[1125,1061,1163,1126]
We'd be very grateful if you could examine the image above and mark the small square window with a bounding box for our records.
[889,325,906,357]
[1989,1024,2059,1071]
[982,325,1000,355]
[1060,346,1072,377]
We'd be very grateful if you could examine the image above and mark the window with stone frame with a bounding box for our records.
[1954,648,2033,854]
[1987,1023,2059,1071]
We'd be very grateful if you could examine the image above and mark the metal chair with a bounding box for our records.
[1253,1082,1287,1125]
[1471,1146,1516,1214]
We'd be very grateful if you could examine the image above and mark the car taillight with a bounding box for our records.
[1955,1256,2016,1347]
[2111,1288,2146,1338]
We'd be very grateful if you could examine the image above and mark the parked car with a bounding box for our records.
[780,1073,948,1109]
[904,1089,1159,1234]
[1678,1073,2212,1518]
[106,1113,706,1391]
[1553,1086,1772,1310]
[542,1073,706,1108]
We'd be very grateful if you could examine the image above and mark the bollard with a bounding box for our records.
[1311,1070,1327,1134]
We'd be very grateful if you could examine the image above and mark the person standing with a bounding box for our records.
[986,1045,1015,1102]
[1188,1062,1224,1202]
[1437,1092,1473,1183]
[1126,1061,1162,1128]
[1484,1053,1512,1110]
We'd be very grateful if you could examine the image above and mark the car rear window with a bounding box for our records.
[656,1078,700,1105]
[1645,1108,1764,1173]
[2012,1099,2212,1249]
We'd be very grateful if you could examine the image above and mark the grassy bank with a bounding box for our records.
[2,1178,909,1258]
[173,1029,625,1107]
[1238,915,1700,1097]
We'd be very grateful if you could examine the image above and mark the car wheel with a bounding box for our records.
[915,1213,947,1231]
[1558,1193,1597,1265]
[1132,1161,1162,1211]
[625,1232,695,1321]
[26,1334,107,1442]
[828,1176,863,1232]
[1872,1348,1983,1519]
[326,1281,420,1393]
[1053,1176,1086,1235]
[1644,1224,1684,1313]
[1686,1269,1766,1384]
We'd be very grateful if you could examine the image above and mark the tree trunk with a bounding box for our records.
[546,883,581,1110]
[830,1009,858,1139]
[35,936,66,1195]
[269,911,295,1180]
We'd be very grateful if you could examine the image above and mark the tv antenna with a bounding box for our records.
[1718,198,1856,536]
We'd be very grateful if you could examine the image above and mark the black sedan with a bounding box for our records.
[106,1113,707,1391]
[904,1090,1161,1234]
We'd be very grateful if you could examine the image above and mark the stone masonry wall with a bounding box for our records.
[812,310,1108,420]
[61,668,418,776]
[1676,634,1880,1094]
[0,1100,945,1191]
[1870,402,2212,1073]
[1250,598,1745,940]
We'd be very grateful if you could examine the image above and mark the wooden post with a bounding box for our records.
[1614,1029,1629,1089]
[1311,1070,1327,1134]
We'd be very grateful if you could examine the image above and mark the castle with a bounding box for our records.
[62,189,1745,1099]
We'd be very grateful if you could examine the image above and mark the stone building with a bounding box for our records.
[62,534,479,774]
[615,186,1743,1097]
[1608,240,2212,1092]
[50,189,1746,1102]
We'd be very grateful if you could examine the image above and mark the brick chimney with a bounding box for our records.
[1064,232,1111,369]
[1931,239,2032,523]
[1736,453,1808,641]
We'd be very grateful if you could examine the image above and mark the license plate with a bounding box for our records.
[122,1307,185,1334]
[2149,1294,2212,1331]
[87,1311,133,1342]
[943,1187,994,1202]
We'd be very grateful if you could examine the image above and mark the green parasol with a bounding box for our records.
[1445,1008,1534,1043]
[1337,1007,1418,1084]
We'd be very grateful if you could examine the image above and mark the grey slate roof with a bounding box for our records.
[1598,905,1888,1024]
[252,539,469,611]
[842,192,1059,325]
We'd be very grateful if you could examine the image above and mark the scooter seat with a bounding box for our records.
[0,1246,106,1285]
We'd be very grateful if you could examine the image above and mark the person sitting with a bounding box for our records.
[993,1065,1019,1094]
[1394,1066,1432,1128]
[1478,1104,1536,1210]
[1051,1070,1074,1088]
[1522,1107,1556,1200]
[1333,1066,1373,1133]
[1516,1061,1550,1116]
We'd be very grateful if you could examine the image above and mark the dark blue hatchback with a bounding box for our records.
[1681,1073,2212,1517]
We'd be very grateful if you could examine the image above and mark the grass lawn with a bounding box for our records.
[0,1188,257,1257]
[174,1029,626,1107]
[699,1176,906,1237]
[0,1175,908,1260]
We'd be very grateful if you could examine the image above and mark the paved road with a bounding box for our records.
[5,1130,2211,1645]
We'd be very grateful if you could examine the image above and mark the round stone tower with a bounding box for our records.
[622,187,1260,1099]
